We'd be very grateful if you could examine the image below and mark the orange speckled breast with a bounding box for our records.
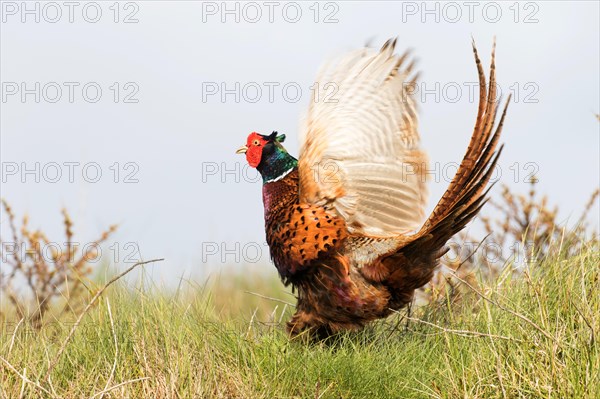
[262,169,348,278]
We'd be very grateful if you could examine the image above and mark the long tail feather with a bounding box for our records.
[423,41,510,234]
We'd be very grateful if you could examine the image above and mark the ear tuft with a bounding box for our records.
[267,131,285,143]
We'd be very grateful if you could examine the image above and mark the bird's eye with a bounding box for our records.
[253,140,260,146]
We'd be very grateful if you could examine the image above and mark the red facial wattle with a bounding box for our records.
[245,132,268,168]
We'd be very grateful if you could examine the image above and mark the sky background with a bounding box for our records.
[1,1,599,286]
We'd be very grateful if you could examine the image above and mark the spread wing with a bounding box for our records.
[297,38,428,237]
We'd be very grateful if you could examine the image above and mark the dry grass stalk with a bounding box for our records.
[0,199,118,328]
[421,180,599,304]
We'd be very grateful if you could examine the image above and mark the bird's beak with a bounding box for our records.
[236,145,248,154]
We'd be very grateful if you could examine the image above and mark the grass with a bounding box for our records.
[1,243,598,398]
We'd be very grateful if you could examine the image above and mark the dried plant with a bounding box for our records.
[481,179,598,265]
[420,180,599,305]
[0,199,117,328]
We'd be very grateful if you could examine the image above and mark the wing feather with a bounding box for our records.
[298,39,428,237]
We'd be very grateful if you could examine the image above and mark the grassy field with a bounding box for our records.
[1,243,598,398]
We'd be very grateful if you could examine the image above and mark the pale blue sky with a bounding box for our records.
[1,1,599,284]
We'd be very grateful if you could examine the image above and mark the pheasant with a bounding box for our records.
[236,39,510,339]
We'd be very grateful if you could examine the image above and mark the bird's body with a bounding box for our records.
[262,167,393,336]
[237,39,510,338]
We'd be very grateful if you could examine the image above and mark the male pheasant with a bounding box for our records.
[237,39,510,339]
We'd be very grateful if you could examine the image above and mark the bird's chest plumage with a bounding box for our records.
[262,169,348,281]
[262,169,393,331]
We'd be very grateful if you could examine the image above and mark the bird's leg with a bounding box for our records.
[404,301,412,331]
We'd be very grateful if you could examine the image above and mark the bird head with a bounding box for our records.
[236,131,287,168]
